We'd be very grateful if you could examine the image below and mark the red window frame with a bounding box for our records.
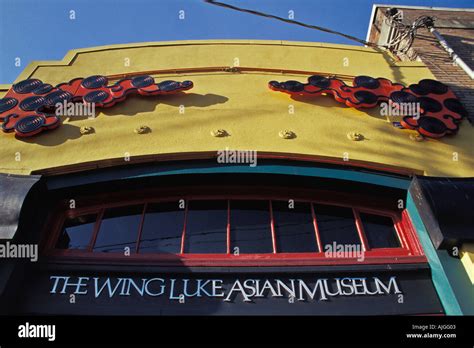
[41,186,425,267]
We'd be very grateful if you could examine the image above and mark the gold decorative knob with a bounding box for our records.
[211,129,229,137]
[409,133,424,142]
[347,132,364,141]
[80,126,94,135]
[134,126,151,134]
[279,130,296,139]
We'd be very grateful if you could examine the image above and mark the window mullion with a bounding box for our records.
[226,200,231,254]
[180,200,189,254]
[135,203,147,254]
[311,203,323,253]
[87,209,104,252]
[353,208,370,252]
[269,201,277,254]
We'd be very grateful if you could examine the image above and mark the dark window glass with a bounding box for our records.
[314,204,361,249]
[360,213,400,248]
[273,201,318,252]
[184,200,227,254]
[56,214,97,250]
[139,202,185,254]
[230,200,273,254]
[93,205,143,253]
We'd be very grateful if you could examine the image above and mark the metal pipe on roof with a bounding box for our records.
[429,27,474,79]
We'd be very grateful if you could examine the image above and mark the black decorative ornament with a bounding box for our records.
[43,91,73,107]
[1,74,194,137]
[283,81,305,92]
[131,75,155,88]
[12,79,43,94]
[308,75,331,88]
[418,97,443,113]
[84,90,110,103]
[390,91,419,105]
[417,117,447,135]
[19,96,46,111]
[354,76,380,89]
[158,80,182,92]
[32,84,54,95]
[81,75,109,89]
[418,79,448,95]
[0,98,18,114]
[408,83,430,96]
[444,98,468,118]
[14,115,45,134]
[354,91,378,105]
[269,74,466,138]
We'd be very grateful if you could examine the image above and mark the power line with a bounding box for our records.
[203,0,380,47]
[384,9,434,54]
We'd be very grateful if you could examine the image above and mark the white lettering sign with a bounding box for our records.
[49,276,402,302]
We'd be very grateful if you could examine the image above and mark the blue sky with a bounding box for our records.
[0,0,473,83]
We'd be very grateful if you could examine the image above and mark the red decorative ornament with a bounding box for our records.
[0,75,193,137]
[269,75,467,138]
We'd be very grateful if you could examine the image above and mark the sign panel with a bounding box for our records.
[16,267,444,315]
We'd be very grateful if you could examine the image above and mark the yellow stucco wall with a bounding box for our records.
[1,40,473,176]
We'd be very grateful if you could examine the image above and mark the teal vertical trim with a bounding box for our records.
[407,192,463,315]
[437,252,474,315]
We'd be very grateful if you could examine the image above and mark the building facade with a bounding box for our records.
[0,38,473,315]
